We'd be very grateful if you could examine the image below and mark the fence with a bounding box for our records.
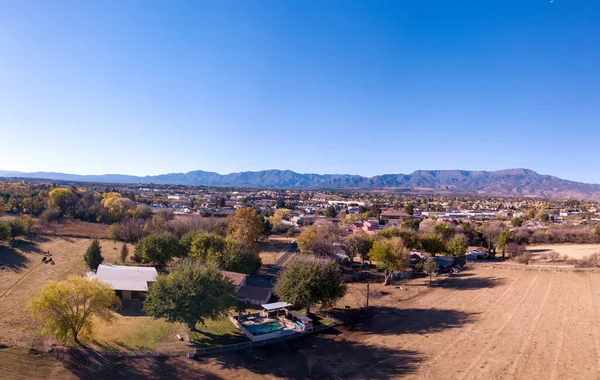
[190,323,333,358]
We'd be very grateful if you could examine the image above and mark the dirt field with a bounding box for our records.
[528,243,600,260]
[5,238,600,379]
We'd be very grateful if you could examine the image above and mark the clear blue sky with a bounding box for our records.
[1,1,599,182]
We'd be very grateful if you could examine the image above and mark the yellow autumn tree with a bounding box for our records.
[30,276,120,344]
[228,208,264,248]
[102,192,135,221]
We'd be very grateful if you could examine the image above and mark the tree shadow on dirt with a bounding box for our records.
[348,307,477,337]
[0,246,30,272]
[60,347,223,379]
[435,276,505,290]
[208,333,423,379]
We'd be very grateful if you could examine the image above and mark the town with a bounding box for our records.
[2,178,600,378]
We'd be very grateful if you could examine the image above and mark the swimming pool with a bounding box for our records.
[244,321,283,335]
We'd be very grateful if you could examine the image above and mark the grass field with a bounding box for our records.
[528,243,600,260]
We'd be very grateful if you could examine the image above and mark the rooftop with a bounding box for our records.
[91,264,157,292]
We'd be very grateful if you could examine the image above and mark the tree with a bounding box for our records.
[101,192,135,222]
[324,205,337,218]
[48,188,79,217]
[0,221,10,243]
[29,276,120,344]
[133,233,182,265]
[496,230,515,260]
[434,222,455,241]
[297,224,340,256]
[511,217,524,227]
[84,239,104,271]
[228,208,263,247]
[119,244,129,264]
[447,235,467,257]
[8,218,27,241]
[276,199,286,209]
[402,219,421,231]
[220,240,262,274]
[188,233,227,262]
[368,238,410,285]
[189,233,262,274]
[405,203,415,216]
[420,234,446,256]
[270,208,294,227]
[341,233,373,264]
[540,213,550,223]
[275,259,347,314]
[378,228,419,250]
[423,258,439,286]
[143,259,237,330]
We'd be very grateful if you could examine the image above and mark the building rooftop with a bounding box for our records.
[220,270,248,287]
[91,264,157,292]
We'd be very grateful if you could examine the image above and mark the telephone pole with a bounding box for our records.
[366,281,370,313]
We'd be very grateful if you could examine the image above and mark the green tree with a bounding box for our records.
[423,258,439,286]
[133,233,182,265]
[276,199,286,209]
[447,235,467,257]
[378,228,419,250]
[420,234,446,256]
[188,233,227,262]
[143,259,237,330]
[368,238,410,285]
[119,244,129,264]
[0,221,10,243]
[496,230,515,260]
[434,222,455,241]
[29,276,120,344]
[402,219,421,230]
[540,213,549,222]
[8,218,27,241]
[405,203,415,216]
[324,205,338,218]
[84,239,104,271]
[511,217,524,227]
[275,259,347,314]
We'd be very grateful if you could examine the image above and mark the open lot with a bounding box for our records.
[527,243,600,260]
[0,237,134,348]
[4,237,600,379]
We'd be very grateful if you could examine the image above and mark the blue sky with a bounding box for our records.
[1,1,599,182]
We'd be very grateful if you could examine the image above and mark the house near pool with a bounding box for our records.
[88,264,158,300]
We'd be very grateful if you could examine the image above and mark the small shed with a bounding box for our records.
[287,310,313,330]
[261,302,292,318]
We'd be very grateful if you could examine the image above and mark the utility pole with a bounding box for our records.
[366,281,370,313]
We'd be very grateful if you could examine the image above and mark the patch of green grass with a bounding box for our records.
[94,315,182,351]
[190,316,249,347]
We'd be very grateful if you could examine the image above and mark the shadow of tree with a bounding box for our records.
[61,347,224,379]
[0,246,30,272]
[118,300,147,317]
[209,333,423,379]
[191,330,248,346]
[351,307,477,337]
[435,276,505,290]
[10,239,43,254]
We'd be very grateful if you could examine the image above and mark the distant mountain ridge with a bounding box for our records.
[1,168,600,200]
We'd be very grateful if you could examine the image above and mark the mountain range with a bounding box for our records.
[1,168,599,200]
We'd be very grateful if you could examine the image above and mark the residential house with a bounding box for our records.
[89,264,158,300]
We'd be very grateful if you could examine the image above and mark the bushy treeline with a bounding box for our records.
[123,208,266,274]
[0,183,152,225]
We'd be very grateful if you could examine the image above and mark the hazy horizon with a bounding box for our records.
[1,1,599,182]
